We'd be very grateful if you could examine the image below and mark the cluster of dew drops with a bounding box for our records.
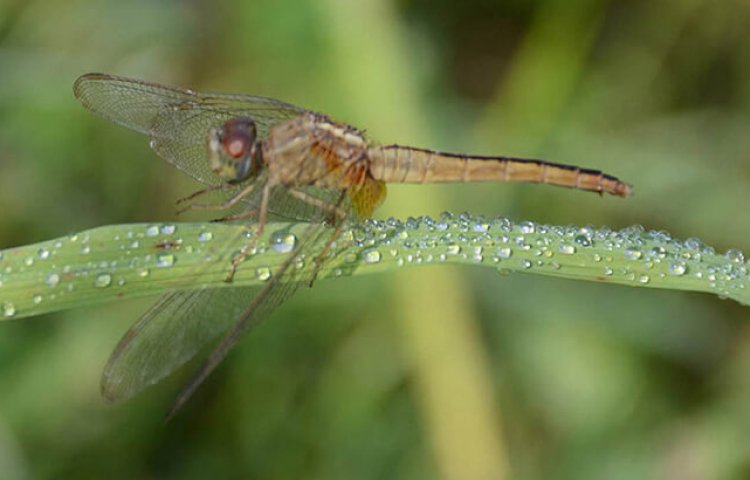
[0,222,301,319]
[1,212,748,318]
[342,212,748,299]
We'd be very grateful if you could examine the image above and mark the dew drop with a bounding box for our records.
[473,223,489,233]
[2,302,16,317]
[145,225,160,237]
[161,224,176,235]
[32,294,42,305]
[38,248,50,260]
[23,256,34,267]
[270,231,297,254]
[496,246,512,259]
[519,259,532,269]
[519,221,535,234]
[94,273,112,288]
[624,248,643,260]
[81,245,91,255]
[137,268,150,278]
[574,234,592,247]
[129,240,140,249]
[558,244,576,255]
[198,231,214,242]
[46,273,60,288]
[363,249,382,264]
[668,261,687,276]
[603,267,613,276]
[156,253,176,267]
[650,246,667,259]
[256,267,272,281]
[638,274,650,284]
[446,244,461,255]
[725,249,745,264]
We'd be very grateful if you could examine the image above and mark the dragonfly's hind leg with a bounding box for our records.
[287,189,348,287]
[224,184,271,283]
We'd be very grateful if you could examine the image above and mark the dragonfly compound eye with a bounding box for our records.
[208,117,261,182]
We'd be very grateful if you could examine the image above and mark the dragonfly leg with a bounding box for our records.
[287,189,347,220]
[287,189,348,286]
[179,182,256,214]
[225,184,271,282]
[212,209,258,223]
[176,183,234,204]
[175,183,238,215]
[308,217,347,287]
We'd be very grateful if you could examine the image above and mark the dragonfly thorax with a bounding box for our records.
[208,117,263,182]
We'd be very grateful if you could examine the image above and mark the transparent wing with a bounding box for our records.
[102,221,330,406]
[74,73,342,222]
[166,222,329,418]
[101,287,263,403]
[74,73,306,188]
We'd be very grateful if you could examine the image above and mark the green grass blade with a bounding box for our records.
[1,213,748,320]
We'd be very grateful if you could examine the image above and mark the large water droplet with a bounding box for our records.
[94,273,112,288]
[496,246,512,259]
[513,221,533,234]
[574,234,592,247]
[156,253,176,267]
[725,249,745,264]
[160,224,177,235]
[256,267,272,281]
[624,247,643,260]
[270,231,297,254]
[668,261,687,276]
[46,273,60,288]
[446,244,461,255]
[145,225,160,237]
[650,246,667,259]
[363,249,382,264]
[2,302,16,317]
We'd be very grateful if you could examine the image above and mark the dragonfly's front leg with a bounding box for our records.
[178,182,256,215]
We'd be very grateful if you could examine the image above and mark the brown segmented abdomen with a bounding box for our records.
[367,145,632,197]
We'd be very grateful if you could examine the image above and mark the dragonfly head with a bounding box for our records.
[208,117,263,182]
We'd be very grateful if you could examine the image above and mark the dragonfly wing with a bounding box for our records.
[101,286,262,403]
[74,73,306,187]
[74,73,306,138]
[165,221,329,419]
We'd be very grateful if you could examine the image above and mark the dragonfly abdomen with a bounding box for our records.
[368,145,632,197]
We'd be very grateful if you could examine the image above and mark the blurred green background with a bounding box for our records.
[1,0,750,478]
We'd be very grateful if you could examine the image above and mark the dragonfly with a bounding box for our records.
[73,72,632,418]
